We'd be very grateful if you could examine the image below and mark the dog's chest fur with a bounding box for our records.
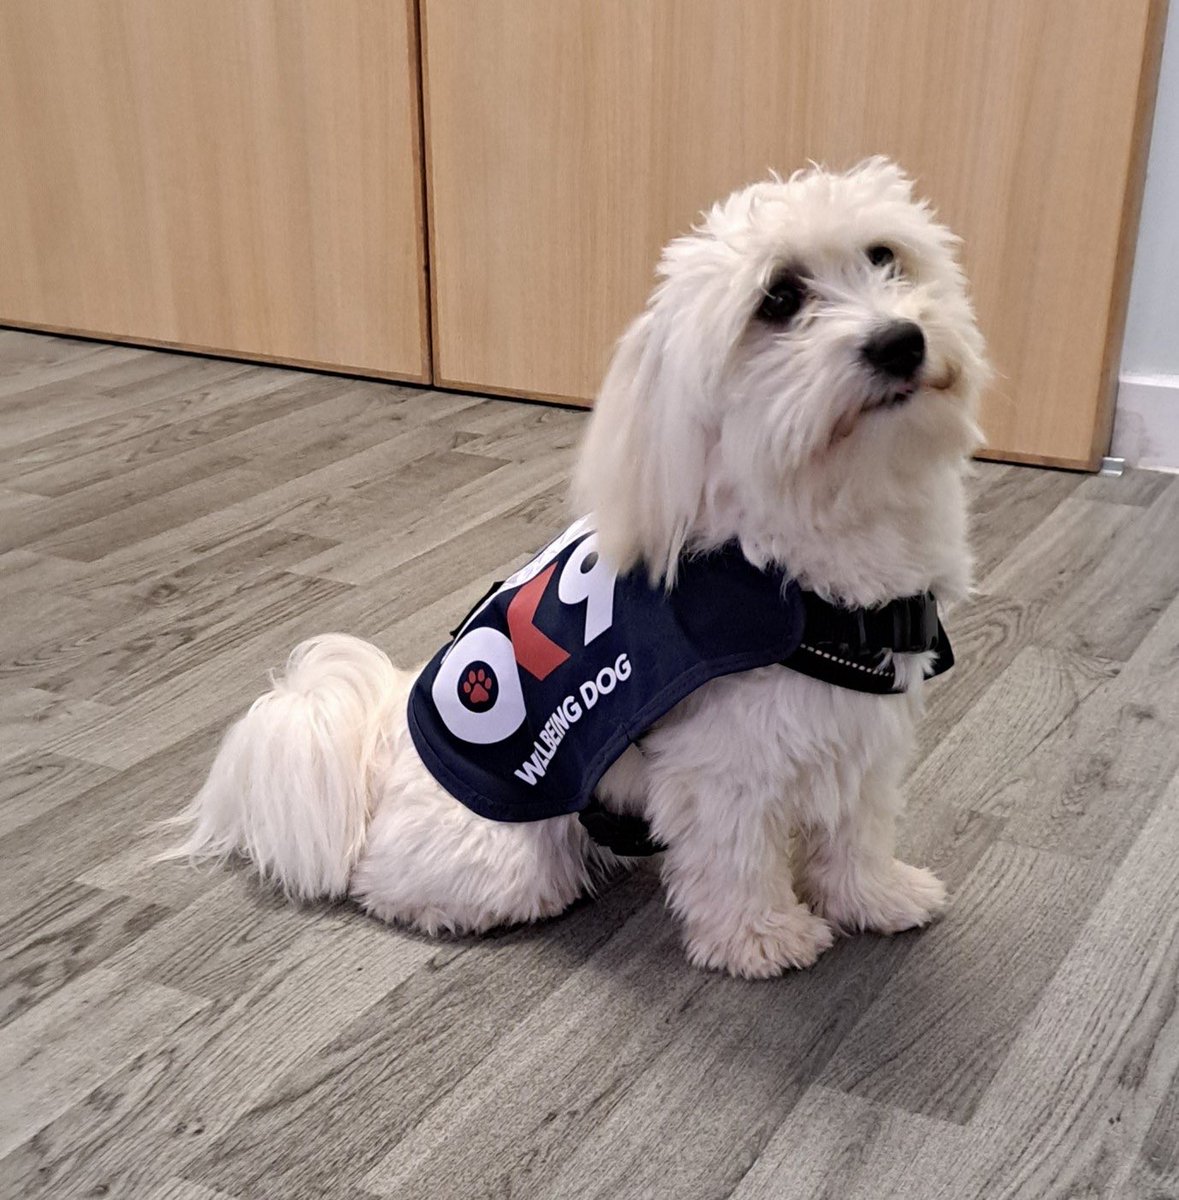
[634,661,924,831]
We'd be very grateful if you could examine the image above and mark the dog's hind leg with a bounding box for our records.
[349,743,598,935]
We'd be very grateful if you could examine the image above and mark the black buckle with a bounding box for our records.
[844,609,868,655]
[890,593,938,653]
[890,597,915,650]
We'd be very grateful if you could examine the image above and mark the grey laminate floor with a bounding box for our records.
[1,327,1177,1200]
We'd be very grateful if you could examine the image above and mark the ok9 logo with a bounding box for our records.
[432,521,618,744]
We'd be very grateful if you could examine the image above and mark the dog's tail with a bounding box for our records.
[161,634,401,901]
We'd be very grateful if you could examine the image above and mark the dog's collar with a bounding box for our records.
[799,589,941,656]
[782,589,951,695]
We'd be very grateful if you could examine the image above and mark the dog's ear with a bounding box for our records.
[572,304,711,586]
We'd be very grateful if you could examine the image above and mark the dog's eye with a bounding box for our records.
[756,274,806,324]
[867,244,896,269]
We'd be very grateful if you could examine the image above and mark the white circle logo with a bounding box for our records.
[433,626,526,744]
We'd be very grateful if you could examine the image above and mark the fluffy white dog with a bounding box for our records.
[169,159,988,978]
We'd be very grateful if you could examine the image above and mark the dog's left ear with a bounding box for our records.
[573,218,757,584]
[572,304,712,585]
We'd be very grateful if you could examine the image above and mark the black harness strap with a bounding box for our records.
[448,579,506,638]
[578,797,666,857]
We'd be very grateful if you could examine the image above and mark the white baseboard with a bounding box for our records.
[1112,374,1179,473]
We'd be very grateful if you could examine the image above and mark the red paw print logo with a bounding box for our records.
[458,662,496,711]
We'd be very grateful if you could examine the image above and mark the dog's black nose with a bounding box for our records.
[862,321,926,380]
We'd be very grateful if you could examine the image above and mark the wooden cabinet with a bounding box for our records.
[0,2,1166,467]
[422,0,1167,468]
[0,0,430,381]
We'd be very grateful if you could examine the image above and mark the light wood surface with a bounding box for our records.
[0,0,430,381]
[422,0,1167,468]
[2,329,1179,1195]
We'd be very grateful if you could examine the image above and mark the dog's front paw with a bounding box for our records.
[811,859,948,935]
[685,905,835,979]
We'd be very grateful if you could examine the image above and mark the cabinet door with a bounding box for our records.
[0,0,429,381]
[422,0,1165,467]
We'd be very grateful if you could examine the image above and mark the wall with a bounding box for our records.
[1114,0,1179,469]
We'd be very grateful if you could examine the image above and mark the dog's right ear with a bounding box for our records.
[572,306,710,587]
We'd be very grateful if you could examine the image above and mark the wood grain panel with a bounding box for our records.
[817,841,1107,1122]
[422,0,1167,467]
[0,0,430,381]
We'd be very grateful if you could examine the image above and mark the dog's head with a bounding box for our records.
[574,159,990,586]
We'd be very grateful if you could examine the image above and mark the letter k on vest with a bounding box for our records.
[506,563,570,680]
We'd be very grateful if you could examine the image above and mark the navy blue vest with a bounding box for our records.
[408,519,950,824]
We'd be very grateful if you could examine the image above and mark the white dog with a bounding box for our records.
[169,159,988,978]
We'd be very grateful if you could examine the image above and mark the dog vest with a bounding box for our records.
[407,517,953,834]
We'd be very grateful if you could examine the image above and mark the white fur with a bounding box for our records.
[167,159,988,977]
[165,636,399,900]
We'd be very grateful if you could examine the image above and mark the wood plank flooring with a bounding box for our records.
[1,328,1178,1199]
